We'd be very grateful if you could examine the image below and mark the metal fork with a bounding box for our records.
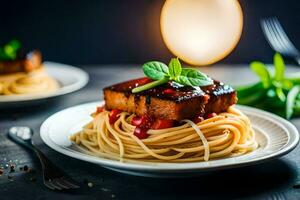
[8,126,80,190]
[261,17,300,65]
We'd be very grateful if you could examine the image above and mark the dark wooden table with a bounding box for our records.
[1,65,300,200]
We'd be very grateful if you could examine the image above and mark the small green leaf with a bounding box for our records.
[176,68,213,86]
[0,40,21,61]
[4,45,15,59]
[142,61,169,80]
[168,58,182,79]
[136,58,213,93]
[275,87,286,102]
[274,53,285,81]
[250,61,271,88]
[286,85,300,119]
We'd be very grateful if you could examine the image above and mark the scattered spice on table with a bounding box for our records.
[0,158,37,183]
[29,176,36,182]
[83,179,94,187]
[28,168,36,173]
[9,165,15,173]
[88,182,93,188]
[101,188,110,192]
[23,165,29,172]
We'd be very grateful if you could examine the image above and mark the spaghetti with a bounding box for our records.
[70,106,258,163]
[0,68,59,95]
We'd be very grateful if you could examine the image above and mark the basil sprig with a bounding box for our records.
[237,52,300,119]
[132,58,213,93]
[0,40,21,61]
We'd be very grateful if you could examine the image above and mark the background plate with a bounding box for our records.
[0,62,89,108]
[40,101,299,177]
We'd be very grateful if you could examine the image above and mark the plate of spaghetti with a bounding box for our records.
[40,58,299,177]
[0,40,88,108]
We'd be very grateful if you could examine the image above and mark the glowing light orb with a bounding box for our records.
[160,0,243,65]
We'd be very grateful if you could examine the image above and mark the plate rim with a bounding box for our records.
[40,101,300,173]
[0,61,89,102]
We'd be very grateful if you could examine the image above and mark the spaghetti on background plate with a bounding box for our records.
[0,40,59,96]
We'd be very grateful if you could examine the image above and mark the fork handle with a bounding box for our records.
[32,146,53,170]
[8,129,52,170]
[8,129,35,150]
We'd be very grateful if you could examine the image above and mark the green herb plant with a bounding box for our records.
[0,40,21,61]
[132,58,213,93]
[237,53,300,119]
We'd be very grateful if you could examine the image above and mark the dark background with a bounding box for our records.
[1,0,299,65]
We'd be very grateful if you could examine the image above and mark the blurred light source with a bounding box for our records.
[160,0,243,66]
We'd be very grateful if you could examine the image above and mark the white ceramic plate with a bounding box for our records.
[40,101,299,177]
[0,62,89,106]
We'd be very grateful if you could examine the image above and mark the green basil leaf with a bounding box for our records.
[142,61,169,80]
[250,61,271,88]
[274,53,285,81]
[168,58,182,79]
[0,40,21,61]
[176,68,213,86]
[286,85,300,119]
[4,45,15,59]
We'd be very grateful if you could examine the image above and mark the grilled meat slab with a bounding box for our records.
[104,77,237,120]
[0,50,42,74]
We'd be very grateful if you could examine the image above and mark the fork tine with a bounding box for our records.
[48,180,62,190]
[61,177,80,189]
[261,19,282,52]
[267,18,288,52]
[261,17,300,57]
[44,181,56,190]
[271,18,299,55]
[54,178,71,190]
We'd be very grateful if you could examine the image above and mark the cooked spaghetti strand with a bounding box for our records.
[70,106,258,163]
